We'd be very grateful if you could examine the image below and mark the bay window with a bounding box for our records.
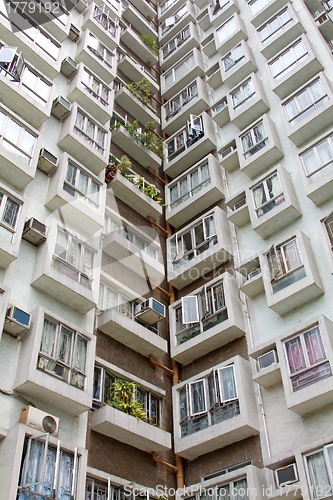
[74,109,106,154]
[163,52,195,89]
[17,434,79,500]
[53,228,95,289]
[162,25,190,59]
[266,237,306,293]
[223,44,244,71]
[179,365,239,437]
[241,121,269,159]
[170,213,217,269]
[258,8,292,43]
[252,171,285,218]
[164,81,198,120]
[175,280,228,345]
[161,4,187,35]
[93,5,117,37]
[284,326,331,392]
[167,115,204,159]
[63,160,100,208]
[169,161,210,209]
[231,79,255,110]
[81,67,110,106]
[283,79,328,127]
[269,40,308,81]
[38,317,88,390]
[0,109,37,165]
[300,134,333,184]
[217,16,237,44]
[87,33,114,69]
[305,444,333,499]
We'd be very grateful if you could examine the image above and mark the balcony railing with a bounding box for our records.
[93,5,117,37]
[181,401,240,437]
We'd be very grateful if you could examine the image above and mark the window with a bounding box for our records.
[179,365,239,437]
[223,44,244,71]
[305,443,333,499]
[0,109,37,164]
[252,172,285,218]
[53,228,95,289]
[93,366,160,424]
[93,5,117,37]
[63,160,100,208]
[161,4,187,35]
[170,213,218,269]
[103,213,158,260]
[17,434,78,499]
[241,121,269,159]
[86,478,109,500]
[324,213,333,250]
[98,281,136,317]
[162,25,191,59]
[164,52,195,89]
[248,0,269,16]
[0,190,20,231]
[175,280,228,344]
[283,79,328,127]
[81,68,110,106]
[87,33,114,69]
[300,134,333,184]
[258,8,292,43]
[169,161,211,209]
[38,317,88,389]
[269,40,308,81]
[161,0,177,13]
[266,237,306,293]
[212,0,231,15]
[74,109,106,154]
[167,115,204,159]
[164,81,198,120]
[217,16,237,44]
[285,326,331,392]
[231,79,255,110]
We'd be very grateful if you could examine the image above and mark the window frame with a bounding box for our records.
[304,443,333,499]
[0,109,37,165]
[258,7,293,43]
[269,39,309,81]
[0,189,21,232]
[63,159,101,208]
[168,159,211,208]
[283,79,328,127]
[240,120,269,160]
[251,170,285,218]
[222,43,245,72]
[231,78,256,111]
[74,108,106,153]
[266,237,303,282]
[300,133,333,184]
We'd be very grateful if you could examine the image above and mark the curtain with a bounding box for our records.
[253,184,264,209]
[78,171,88,195]
[317,139,333,165]
[218,484,230,500]
[304,327,326,366]
[58,451,74,500]
[219,366,237,402]
[213,283,225,311]
[233,44,243,63]
[69,239,80,268]
[65,162,76,187]
[58,326,73,365]
[83,247,93,276]
[307,451,331,499]
[74,335,87,373]
[40,319,56,357]
[233,478,249,500]
[285,336,306,374]
[55,230,68,260]
[190,380,206,414]
[106,287,118,310]
[243,80,254,98]
[284,99,298,121]
[90,181,100,204]
[232,88,242,107]
[75,111,85,131]
[190,170,199,190]
[293,40,307,59]
[301,149,318,176]
[310,80,325,101]
[179,386,188,421]
[241,131,253,153]
[270,173,282,197]
[86,119,95,139]
[170,185,179,204]
[204,215,217,238]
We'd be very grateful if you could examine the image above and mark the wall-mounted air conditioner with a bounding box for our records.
[257,350,278,370]
[19,406,60,437]
[22,218,47,246]
[51,96,71,120]
[69,24,80,41]
[234,198,246,210]
[37,148,58,175]
[60,56,78,78]
[75,0,88,12]
[135,298,166,325]
[275,464,298,487]
[248,268,261,280]
[221,146,233,158]
[3,306,31,337]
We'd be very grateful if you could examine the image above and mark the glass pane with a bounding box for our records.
[40,318,56,357]
[66,162,77,186]
[182,296,199,323]
[2,198,19,227]
[58,326,73,365]
[83,247,93,276]
[307,451,331,499]
[55,230,68,259]
[190,380,206,414]
[69,239,81,268]
[283,239,301,270]
[5,119,21,144]
[213,283,225,311]
[304,327,326,366]
[204,215,217,238]
[219,366,237,402]
[78,171,89,195]
[285,336,306,374]
[74,335,87,373]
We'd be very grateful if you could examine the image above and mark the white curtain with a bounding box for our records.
[190,380,206,414]
[307,452,331,499]
[74,335,87,373]
[204,215,217,238]
[271,173,281,197]
[253,184,264,209]
[40,319,56,357]
[83,247,93,276]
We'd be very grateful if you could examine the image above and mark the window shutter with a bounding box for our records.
[182,296,199,324]
[266,245,281,281]
[23,433,49,488]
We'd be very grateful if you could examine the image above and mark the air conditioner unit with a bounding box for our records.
[134,298,166,325]
[3,306,31,337]
[248,267,261,279]
[75,0,88,12]
[22,218,47,246]
[221,146,233,158]
[51,96,71,120]
[60,56,78,78]
[37,148,58,175]
[257,350,277,370]
[69,24,80,41]
[234,198,246,210]
[275,464,298,487]
[19,406,60,437]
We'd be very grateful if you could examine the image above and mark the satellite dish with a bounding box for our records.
[42,415,58,435]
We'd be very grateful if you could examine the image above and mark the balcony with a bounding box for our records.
[162,77,211,136]
[82,3,121,50]
[215,14,248,56]
[158,0,186,23]
[13,307,96,416]
[315,8,333,42]
[212,98,230,127]
[170,274,246,365]
[121,0,158,38]
[0,48,52,129]
[45,153,105,237]
[247,165,301,239]
[117,55,159,94]
[0,104,40,190]
[31,221,99,314]
[108,170,162,220]
[91,405,171,452]
[160,23,201,71]
[209,0,240,27]
[114,86,159,127]
[165,155,224,228]
[237,114,284,179]
[167,207,233,290]
[220,40,258,89]
[158,1,196,46]
[67,63,113,126]
[164,112,217,179]
[236,255,265,299]
[75,30,117,84]
[258,4,306,60]
[120,24,159,65]
[226,191,250,227]
[173,356,259,460]
[111,125,162,171]
[276,315,333,415]
[102,231,164,283]
[281,73,333,147]
[219,142,240,173]
[97,307,168,358]
[0,188,26,269]
[268,35,323,99]
[58,103,111,175]
[229,73,269,129]
[161,48,205,101]
[249,0,289,28]
[260,230,324,315]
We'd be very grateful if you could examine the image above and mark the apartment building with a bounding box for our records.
[0,0,333,498]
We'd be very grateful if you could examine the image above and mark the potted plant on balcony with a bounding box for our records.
[108,380,148,421]
[139,35,159,56]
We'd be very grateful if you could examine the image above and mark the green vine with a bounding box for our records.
[111,120,164,160]
[108,381,148,421]
[139,34,159,56]
[124,77,151,107]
